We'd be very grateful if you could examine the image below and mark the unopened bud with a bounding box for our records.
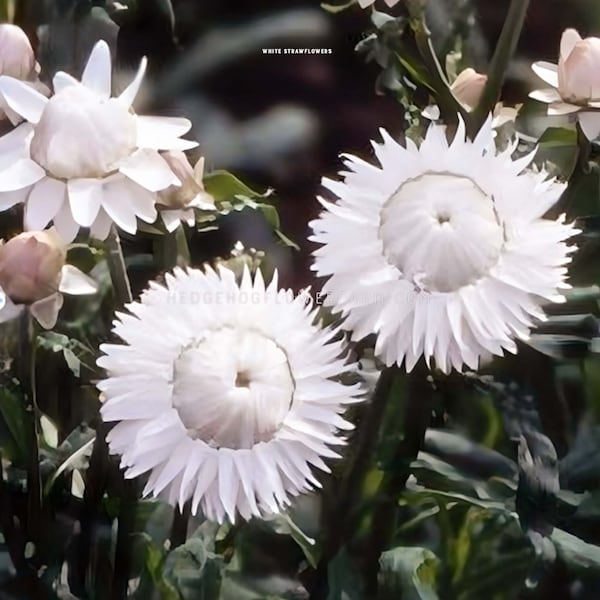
[0,230,66,304]
[0,24,35,80]
[451,68,488,111]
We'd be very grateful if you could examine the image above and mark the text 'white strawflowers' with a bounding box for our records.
[310,118,578,373]
[0,40,197,242]
[97,266,362,523]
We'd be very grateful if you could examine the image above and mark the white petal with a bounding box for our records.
[53,71,80,94]
[0,186,30,210]
[67,178,103,227]
[0,158,44,191]
[52,200,81,243]
[532,62,559,88]
[560,29,582,61]
[89,208,113,240]
[119,149,180,192]
[25,177,66,230]
[59,265,98,295]
[102,177,140,233]
[30,293,64,329]
[118,57,147,108]
[548,102,580,116]
[578,112,600,141]
[81,40,112,98]
[136,116,197,151]
[529,88,562,104]
[0,76,48,123]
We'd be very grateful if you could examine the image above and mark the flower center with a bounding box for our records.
[379,172,504,293]
[171,327,295,449]
[30,84,137,179]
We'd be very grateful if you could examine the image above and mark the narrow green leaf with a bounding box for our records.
[378,546,439,600]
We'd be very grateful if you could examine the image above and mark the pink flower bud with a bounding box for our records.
[451,68,488,111]
[558,29,600,103]
[0,24,35,80]
[0,230,66,304]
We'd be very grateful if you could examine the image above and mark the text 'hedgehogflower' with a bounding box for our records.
[310,118,578,374]
[97,266,362,523]
[0,40,197,242]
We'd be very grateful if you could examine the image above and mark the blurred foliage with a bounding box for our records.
[3,0,600,599]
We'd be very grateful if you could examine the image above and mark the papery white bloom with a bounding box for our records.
[97,266,362,523]
[530,29,600,140]
[310,118,578,374]
[0,40,197,242]
[358,0,400,8]
[158,152,214,232]
[0,228,97,328]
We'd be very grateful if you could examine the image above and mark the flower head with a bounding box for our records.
[0,40,197,242]
[310,119,578,373]
[158,151,214,232]
[531,29,600,140]
[98,266,362,523]
[0,228,97,328]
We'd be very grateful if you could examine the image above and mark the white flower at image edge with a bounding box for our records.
[530,28,600,140]
[97,266,362,523]
[358,0,400,8]
[0,40,197,242]
[310,118,578,373]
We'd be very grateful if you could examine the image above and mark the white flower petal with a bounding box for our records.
[560,28,582,61]
[52,199,81,242]
[136,116,197,150]
[532,61,559,88]
[0,75,48,123]
[24,177,66,230]
[89,208,113,240]
[81,40,112,98]
[59,265,98,295]
[119,148,180,192]
[118,57,147,108]
[578,111,600,140]
[30,292,64,329]
[0,157,44,191]
[53,71,80,94]
[548,101,581,116]
[529,88,562,104]
[67,178,103,227]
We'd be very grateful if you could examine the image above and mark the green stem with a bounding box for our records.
[471,0,530,134]
[404,0,469,127]
[363,361,434,595]
[105,226,133,306]
[311,367,399,598]
[155,225,191,270]
[19,310,41,549]
[104,226,137,595]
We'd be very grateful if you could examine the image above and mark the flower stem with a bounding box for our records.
[105,226,133,306]
[312,367,400,597]
[170,502,191,549]
[18,310,41,549]
[156,225,191,271]
[471,0,530,134]
[104,226,137,595]
[363,361,434,595]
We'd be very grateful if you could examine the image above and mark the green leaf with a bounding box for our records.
[378,547,439,600]
[551,528,600,573]
[265,513,319,568]
[537,127,577,148]
[203,171,271,204]
[42,425,95,495]
[0,385,28,462]
[36,332,96,378]
[163,535,224,599]
[327,548,363,600]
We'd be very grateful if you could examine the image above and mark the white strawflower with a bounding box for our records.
[310,118,578,374]
[97,266,362,523]
[0,40,197,242]
[530,29,600,140]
